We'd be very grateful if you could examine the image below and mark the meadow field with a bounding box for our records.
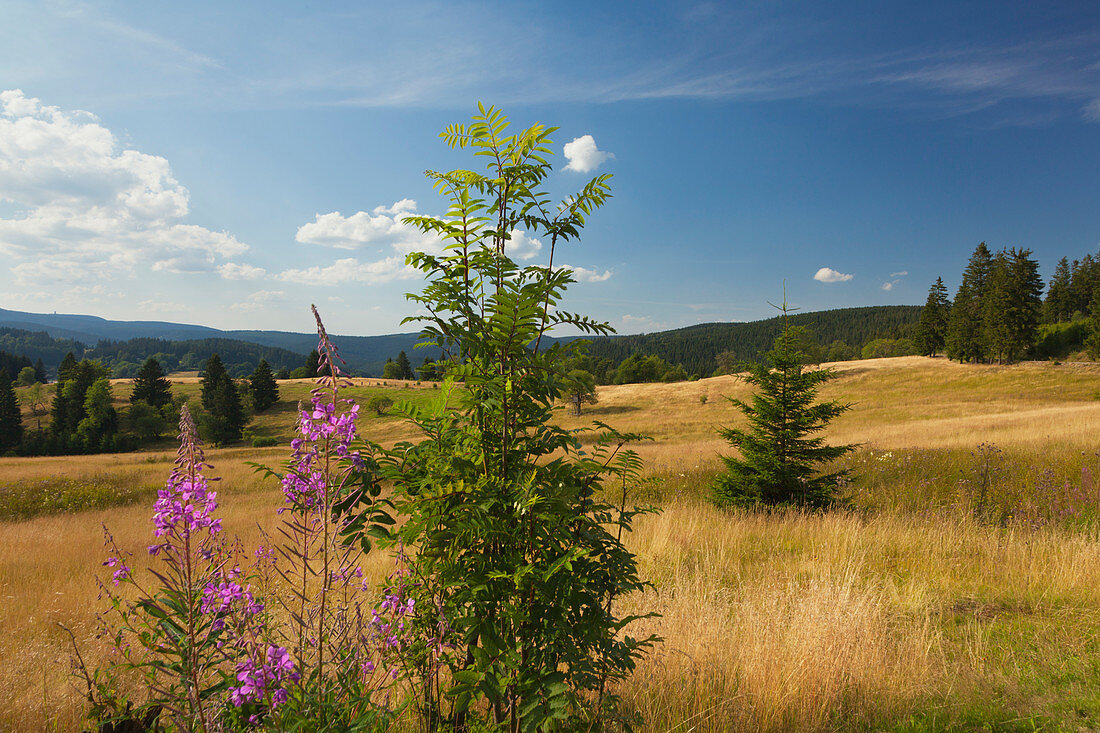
[2,357,1100,731]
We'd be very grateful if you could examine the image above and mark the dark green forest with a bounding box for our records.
[583,305,923,378]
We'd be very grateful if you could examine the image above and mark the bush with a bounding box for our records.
[251,436,278,448]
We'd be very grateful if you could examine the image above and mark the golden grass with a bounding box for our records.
[3,357,1100,730]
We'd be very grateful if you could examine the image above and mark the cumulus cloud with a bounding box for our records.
[277,256,417,286]
[813,267,853,283]
[504,230,542,260]
[293,200,550,281]
[232,290,286,312]
[217,262,267,280]
[295,200,439,252]
[561,263,613,283]
[563,135,614,173]
[881,281,896,291]
[0,89,253,286]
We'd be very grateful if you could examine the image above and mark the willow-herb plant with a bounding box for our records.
[344,104,660,732]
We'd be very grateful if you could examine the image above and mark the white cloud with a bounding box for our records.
[889,270,908,278]
[0,89,253,287]
[276,256,417,286]
[813,267,853,283]
[620,314,663,331]
[1086,99,1100,121]
[561,263,612,283]
[217,262,267,280]
[504,230,542,260]
[563,135,614,173]
[295,203,440,253]
[881,281,896,291]
[232,290,286,312]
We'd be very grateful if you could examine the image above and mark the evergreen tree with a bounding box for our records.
[57,352,78,382]
[711,301,855,508]
[982,248,1043,363]
[33,358,47,384]
[917,277,951,356]
[304,349,321,377]
[418,355,438,381]
[249,359,279,412]
[1085,286,1100,360]
[382,357,400,380]
[1070,254,1099,317]
[0,369,23,452]
[395,350,413,380]
[200,353,246,445]
[946,242,993,362]
[1043,256,1074,323]
[130,357,173,409]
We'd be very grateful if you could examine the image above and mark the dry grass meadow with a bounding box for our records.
[3,357,1100,731]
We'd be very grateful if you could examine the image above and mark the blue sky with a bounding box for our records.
[1,0,1099,336]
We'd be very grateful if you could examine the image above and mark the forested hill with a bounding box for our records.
[84,338,308,378]
[585,305,923,376]
[1,304,922,378]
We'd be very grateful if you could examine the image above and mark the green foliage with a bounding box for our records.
[250,436,278,448]
[564,368,598,416]
[130,357,173,408]
[15,365,36,387]
[712,300,855,509]
[349,105,658,730]
[366,395,393,416]
[395,350,414,380]
[128,399,173,442]
[51,357,110,445]
[591,305,923,378]
[861,337,919,359]
[1086,287,1100,360]
[0,369,23,453]
[76,378,119,451]
[381,357,400,380]
[200,354,247,445]
[248,359,280,412]
[982,248,1043,363]
[947,242,994,362]
[916,277,950,356]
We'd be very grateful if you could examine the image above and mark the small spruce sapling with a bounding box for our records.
[711,296,855,509]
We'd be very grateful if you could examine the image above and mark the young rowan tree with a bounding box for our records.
[345,105,656,730]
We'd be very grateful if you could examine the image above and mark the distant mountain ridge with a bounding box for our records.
[0,307,422,375]
[0,304,922,379]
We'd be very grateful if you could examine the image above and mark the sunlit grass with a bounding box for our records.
[3,357,1100,730]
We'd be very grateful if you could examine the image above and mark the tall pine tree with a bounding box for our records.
[917,277,951,356]
[396,350,413,380]
[1043,256,1074,324]
[200,353,246,445]
[983,248,1043,363]
[711,300,855,508]
[130,357,173,408]
[946,242,993,362]
[0,369,23,452]
[249,359,279,412]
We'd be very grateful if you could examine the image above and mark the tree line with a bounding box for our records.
[0,353,282,456]
[916,242,1100,363]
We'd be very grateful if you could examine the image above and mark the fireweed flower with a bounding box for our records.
[229,645,299,708]
[149,405,221,554]
[280,307,360,510]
